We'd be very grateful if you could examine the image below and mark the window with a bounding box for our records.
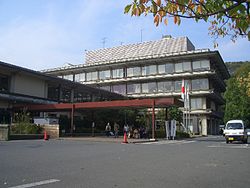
[61,89,71,102]
[174,80,182,91]
[127,67,141,77]
[100,85,111,91]
[193,60,210,71]
[158,81,174,92]
[183,62,192,72]
[63,74,73,81]
[99,70,110,80]
[112,68,124,79]
[127,83,141,94]
[47,86,59,101]
[175,62,191,73]
[86,72,98,81]
[165,63,174,74]
[158,64,165,74]
[142,82,157,93]
[191,78,209,90]
[158,63,174,74]
[0,74,9,91]
[175,63,183,73]
[112,85,126,95]
[142,65,157,76]
[75,73,85,82]
[191,98,205,109]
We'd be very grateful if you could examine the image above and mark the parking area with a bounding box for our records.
[1,136,250,188]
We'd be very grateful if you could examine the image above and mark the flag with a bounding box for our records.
[181,79,185,100]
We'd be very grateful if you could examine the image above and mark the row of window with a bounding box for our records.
[47,86,206,110]
[0,74,9,91]
[98,78,209,95]
[59,59,210,82]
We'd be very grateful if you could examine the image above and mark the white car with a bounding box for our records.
[224,120,248,144]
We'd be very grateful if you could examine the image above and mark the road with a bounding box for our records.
[0,136,249,188]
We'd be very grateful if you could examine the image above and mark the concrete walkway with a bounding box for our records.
[59,136,157,144]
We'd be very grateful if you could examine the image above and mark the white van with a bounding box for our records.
[224,120,248,144]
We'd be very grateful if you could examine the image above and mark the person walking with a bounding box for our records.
[105,122,111,137]
[114,122,119,138]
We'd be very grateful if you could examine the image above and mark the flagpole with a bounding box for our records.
[181,79,186,132]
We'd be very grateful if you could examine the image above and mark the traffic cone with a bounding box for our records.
[122,132,128,144]
[44,130,48,140]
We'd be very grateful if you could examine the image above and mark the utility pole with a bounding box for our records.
[102,37,107,48]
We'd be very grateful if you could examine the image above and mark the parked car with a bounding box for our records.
[224,120,248,144]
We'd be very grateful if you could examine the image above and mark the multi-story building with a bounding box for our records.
[43,36,230,135]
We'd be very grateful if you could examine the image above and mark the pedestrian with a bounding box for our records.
[114,122,119,138]
[92,122,95,137]
[123,124,129,136]
[105,122,111,137]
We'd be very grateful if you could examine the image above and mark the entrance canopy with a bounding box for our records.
[19,98,181,111]
[15,97,182,139]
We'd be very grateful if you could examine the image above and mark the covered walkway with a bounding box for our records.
[16,98,182,139]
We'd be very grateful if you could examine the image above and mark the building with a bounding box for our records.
[43,36,230,135]
[0,60,124,124]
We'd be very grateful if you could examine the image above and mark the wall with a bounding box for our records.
[0,124,9,141]
[42,125,59,139]
[10,73,47,98]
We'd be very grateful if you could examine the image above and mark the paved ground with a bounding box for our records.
[0,136,249,188]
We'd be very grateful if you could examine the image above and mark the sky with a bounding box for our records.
[0,0,249,71]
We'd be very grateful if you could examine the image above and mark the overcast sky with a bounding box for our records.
[0,0,249,71]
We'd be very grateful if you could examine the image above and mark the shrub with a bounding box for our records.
[176,131,190,139]
[11,124,43,134]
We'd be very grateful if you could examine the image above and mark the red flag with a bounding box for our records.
[181,79,185,100]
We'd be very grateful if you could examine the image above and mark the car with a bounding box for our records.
[224,120,248,144]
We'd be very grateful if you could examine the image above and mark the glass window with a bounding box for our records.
[127,67,141,77]
[183,61,192,72]
[47,86,59,101]
[75,73,85,82]
[193,60,210,70]
[175,63,183,73]
[99,70,110,80]
[127,83,141,94]
[86,72,98,81]
[174,80,182,91]
[112,85,126,95]
[142,82,157,93]
[0,74,9,91]
[158,81,174,92]
[61,89,71,102]
[112,68,124,78]
[100,85,111,91]
[175,62,191,73]
[165,63,174,74]
[191,98,203,109]
[142,65,157,76]
[158,64,166,74]
[191,78,209,90]
[201,60,210,69]
[63,74,73,81]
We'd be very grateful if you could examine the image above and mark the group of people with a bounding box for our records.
[105,122,148,139]
[105,122,120,138]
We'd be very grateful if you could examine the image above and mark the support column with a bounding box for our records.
[152,99,155,139]
[70,104,75,136]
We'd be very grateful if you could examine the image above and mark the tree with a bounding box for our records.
[224,63,250,126]
[124,0,250,45]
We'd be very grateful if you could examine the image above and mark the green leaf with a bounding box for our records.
[124,4,132,14]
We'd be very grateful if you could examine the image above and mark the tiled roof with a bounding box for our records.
[85,36,195,64]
